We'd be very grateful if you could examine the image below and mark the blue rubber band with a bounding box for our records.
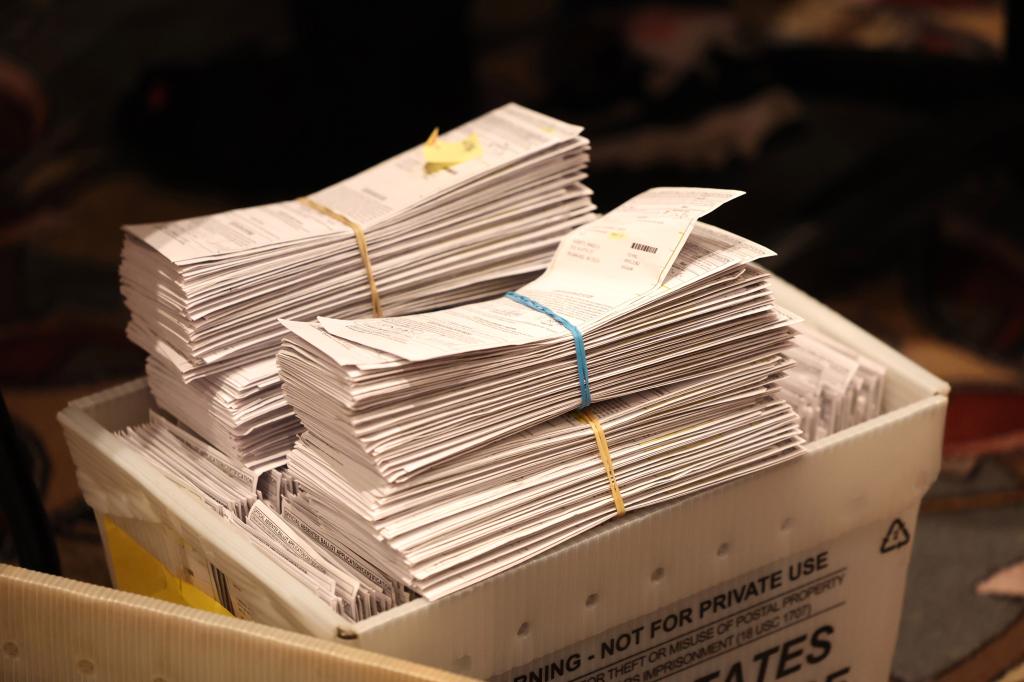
[504,291,592,409]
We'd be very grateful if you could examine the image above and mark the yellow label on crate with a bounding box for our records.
[102,516,232,617]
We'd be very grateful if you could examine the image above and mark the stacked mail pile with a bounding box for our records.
[118,411,282,521]
[274,188,805,603]
[778,324,886,441]
[119,103,596,466]
[118,413,404,619]
[117,409,405,614]
[143,356,296,470]
[235,500,413,620]
[283,360,801,600]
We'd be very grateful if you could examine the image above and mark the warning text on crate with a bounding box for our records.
[499,550,851,682]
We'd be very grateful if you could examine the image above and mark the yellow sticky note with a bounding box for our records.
[423,127,482,171]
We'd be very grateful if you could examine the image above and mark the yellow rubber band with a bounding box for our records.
[576,409,625,516]
[298,196,383,317]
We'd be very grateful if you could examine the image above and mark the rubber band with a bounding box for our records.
[576,409,625,516]
[298,197,383,317]
[504,291,591,409]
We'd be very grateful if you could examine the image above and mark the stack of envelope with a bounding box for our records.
[284,359,803,600]
[233,501,412,620]
[118,411,278,520]
[778,325,886,441]
[119,103,596,465]
[270,187,805,606]
[143,356,296,468]
[278,189,796,482]
[118,411,405,620]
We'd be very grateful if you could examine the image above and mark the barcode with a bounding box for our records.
[631,242,658,254]
[210,563,235,615]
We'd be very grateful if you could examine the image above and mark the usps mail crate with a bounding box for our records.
[59,277,948,681]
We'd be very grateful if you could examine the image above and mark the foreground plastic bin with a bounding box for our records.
[57,277,948,681]
[0,564,469,681]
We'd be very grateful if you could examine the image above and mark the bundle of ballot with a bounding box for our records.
[269,187,806,604]
[143,355,296,469]
[778,324,886,441]
[278,188,798,483]
[120,103,596,465]
[117,414,403,619]
[282,357,803,601]
[117,411,287,521]
[232,500,413,620]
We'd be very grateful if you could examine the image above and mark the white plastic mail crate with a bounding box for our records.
[58,276,948,681]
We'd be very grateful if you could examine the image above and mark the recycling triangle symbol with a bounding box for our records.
[880,519,911,554]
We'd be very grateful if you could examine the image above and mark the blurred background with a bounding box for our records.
[0,1,1021,679]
